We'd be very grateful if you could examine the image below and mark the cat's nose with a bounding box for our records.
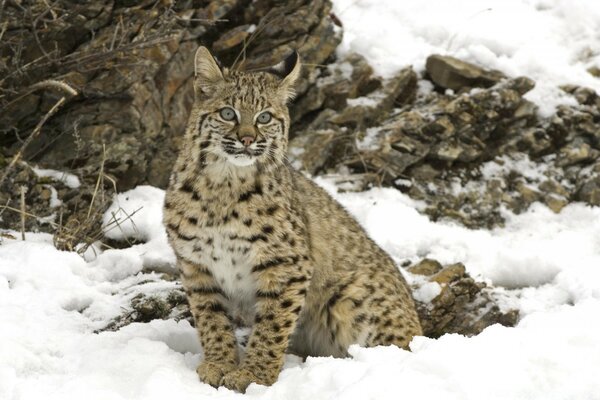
[240,136,255,147]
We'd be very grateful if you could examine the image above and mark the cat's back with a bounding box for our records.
[289,168,398,275]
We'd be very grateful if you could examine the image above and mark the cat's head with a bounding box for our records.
[189,46,300,168]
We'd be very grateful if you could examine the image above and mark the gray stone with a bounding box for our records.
[425,54,505,91]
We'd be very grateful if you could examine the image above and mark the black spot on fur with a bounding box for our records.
[252,257,286,273]
[180,181,194,193]
[286,276,307,286]
[239,184,263,202]
[280,299,293,308]
[246,234,268,243]
[256,290,280,299]
[354,314,367,324]
[266,205,279,215]
[208,303,227,314]
[190,286,224,296]
[177,232,195,241]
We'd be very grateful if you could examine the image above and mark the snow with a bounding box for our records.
[481,154,553,183]
[32,167,81,189]
[412,282,442,303]
[2,179,600,399]
[3,1,600,397]
[332,0,600,116]
[355,126,382,151]
[97,185,176,277]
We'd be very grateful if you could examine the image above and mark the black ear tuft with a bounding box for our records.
[267,51,299,79]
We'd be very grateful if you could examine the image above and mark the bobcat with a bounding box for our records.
[163,46,422,392]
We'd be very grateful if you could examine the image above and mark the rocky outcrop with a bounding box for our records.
[1,0,341,191]
[288,53,600,228]
[408,259,518,337]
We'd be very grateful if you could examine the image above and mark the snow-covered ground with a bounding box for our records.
[333,0,600,116]
[2,180,600,400]
[3,1,600,398]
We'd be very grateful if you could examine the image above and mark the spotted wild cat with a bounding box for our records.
[163,46,422,392]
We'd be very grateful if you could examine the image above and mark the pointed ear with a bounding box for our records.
[268,51,301,102]
[194,46,224,95]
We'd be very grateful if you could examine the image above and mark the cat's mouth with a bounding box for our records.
[221,147,265,167]
[220,139,266,166]
[223,147,264,157]
[227,152,257,167]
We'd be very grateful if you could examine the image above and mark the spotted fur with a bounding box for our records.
[164,47,422,392]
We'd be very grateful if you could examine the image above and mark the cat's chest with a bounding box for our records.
[197,228,257,323]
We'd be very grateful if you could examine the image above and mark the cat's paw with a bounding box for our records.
[221,368,272,393]
[196,361,237,387]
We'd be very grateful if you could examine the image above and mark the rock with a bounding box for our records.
[410,260,519,338]
[430,141,469,162]
[132,294,170,322]
[421,116,455,138]
[573,87,598,106]
[291,53,376,124]
[330,67,417,127]
[576,175,600,206]
[539,179,569,197]
[544,194,569,213]
[557,139,598,167]
[588,67,600,78]
[408,259,443,276]
[504,76,536,96]
[515,181,542,205]
[212,25,253,52]
[98,287,191,333]
[425,54,505,91]
[430,263,467,284]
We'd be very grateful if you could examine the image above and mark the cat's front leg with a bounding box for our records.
[180,259,239,387]
[221,254,312,392]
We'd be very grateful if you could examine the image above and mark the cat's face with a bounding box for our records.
[190,47,300,168]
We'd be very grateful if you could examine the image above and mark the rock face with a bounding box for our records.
[0,0,341,248]
[1,0,341,191]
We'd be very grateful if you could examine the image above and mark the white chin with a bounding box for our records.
[227,155,256,167]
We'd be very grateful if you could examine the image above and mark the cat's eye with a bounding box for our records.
[257,111,272,124]
[219,107,236,121]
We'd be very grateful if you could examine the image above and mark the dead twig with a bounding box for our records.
[0,80,78,186]
[231,6,289,70]
[88,144,106,220]
[20,186,26,240]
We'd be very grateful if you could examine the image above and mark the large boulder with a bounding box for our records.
[425,54,505,92]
